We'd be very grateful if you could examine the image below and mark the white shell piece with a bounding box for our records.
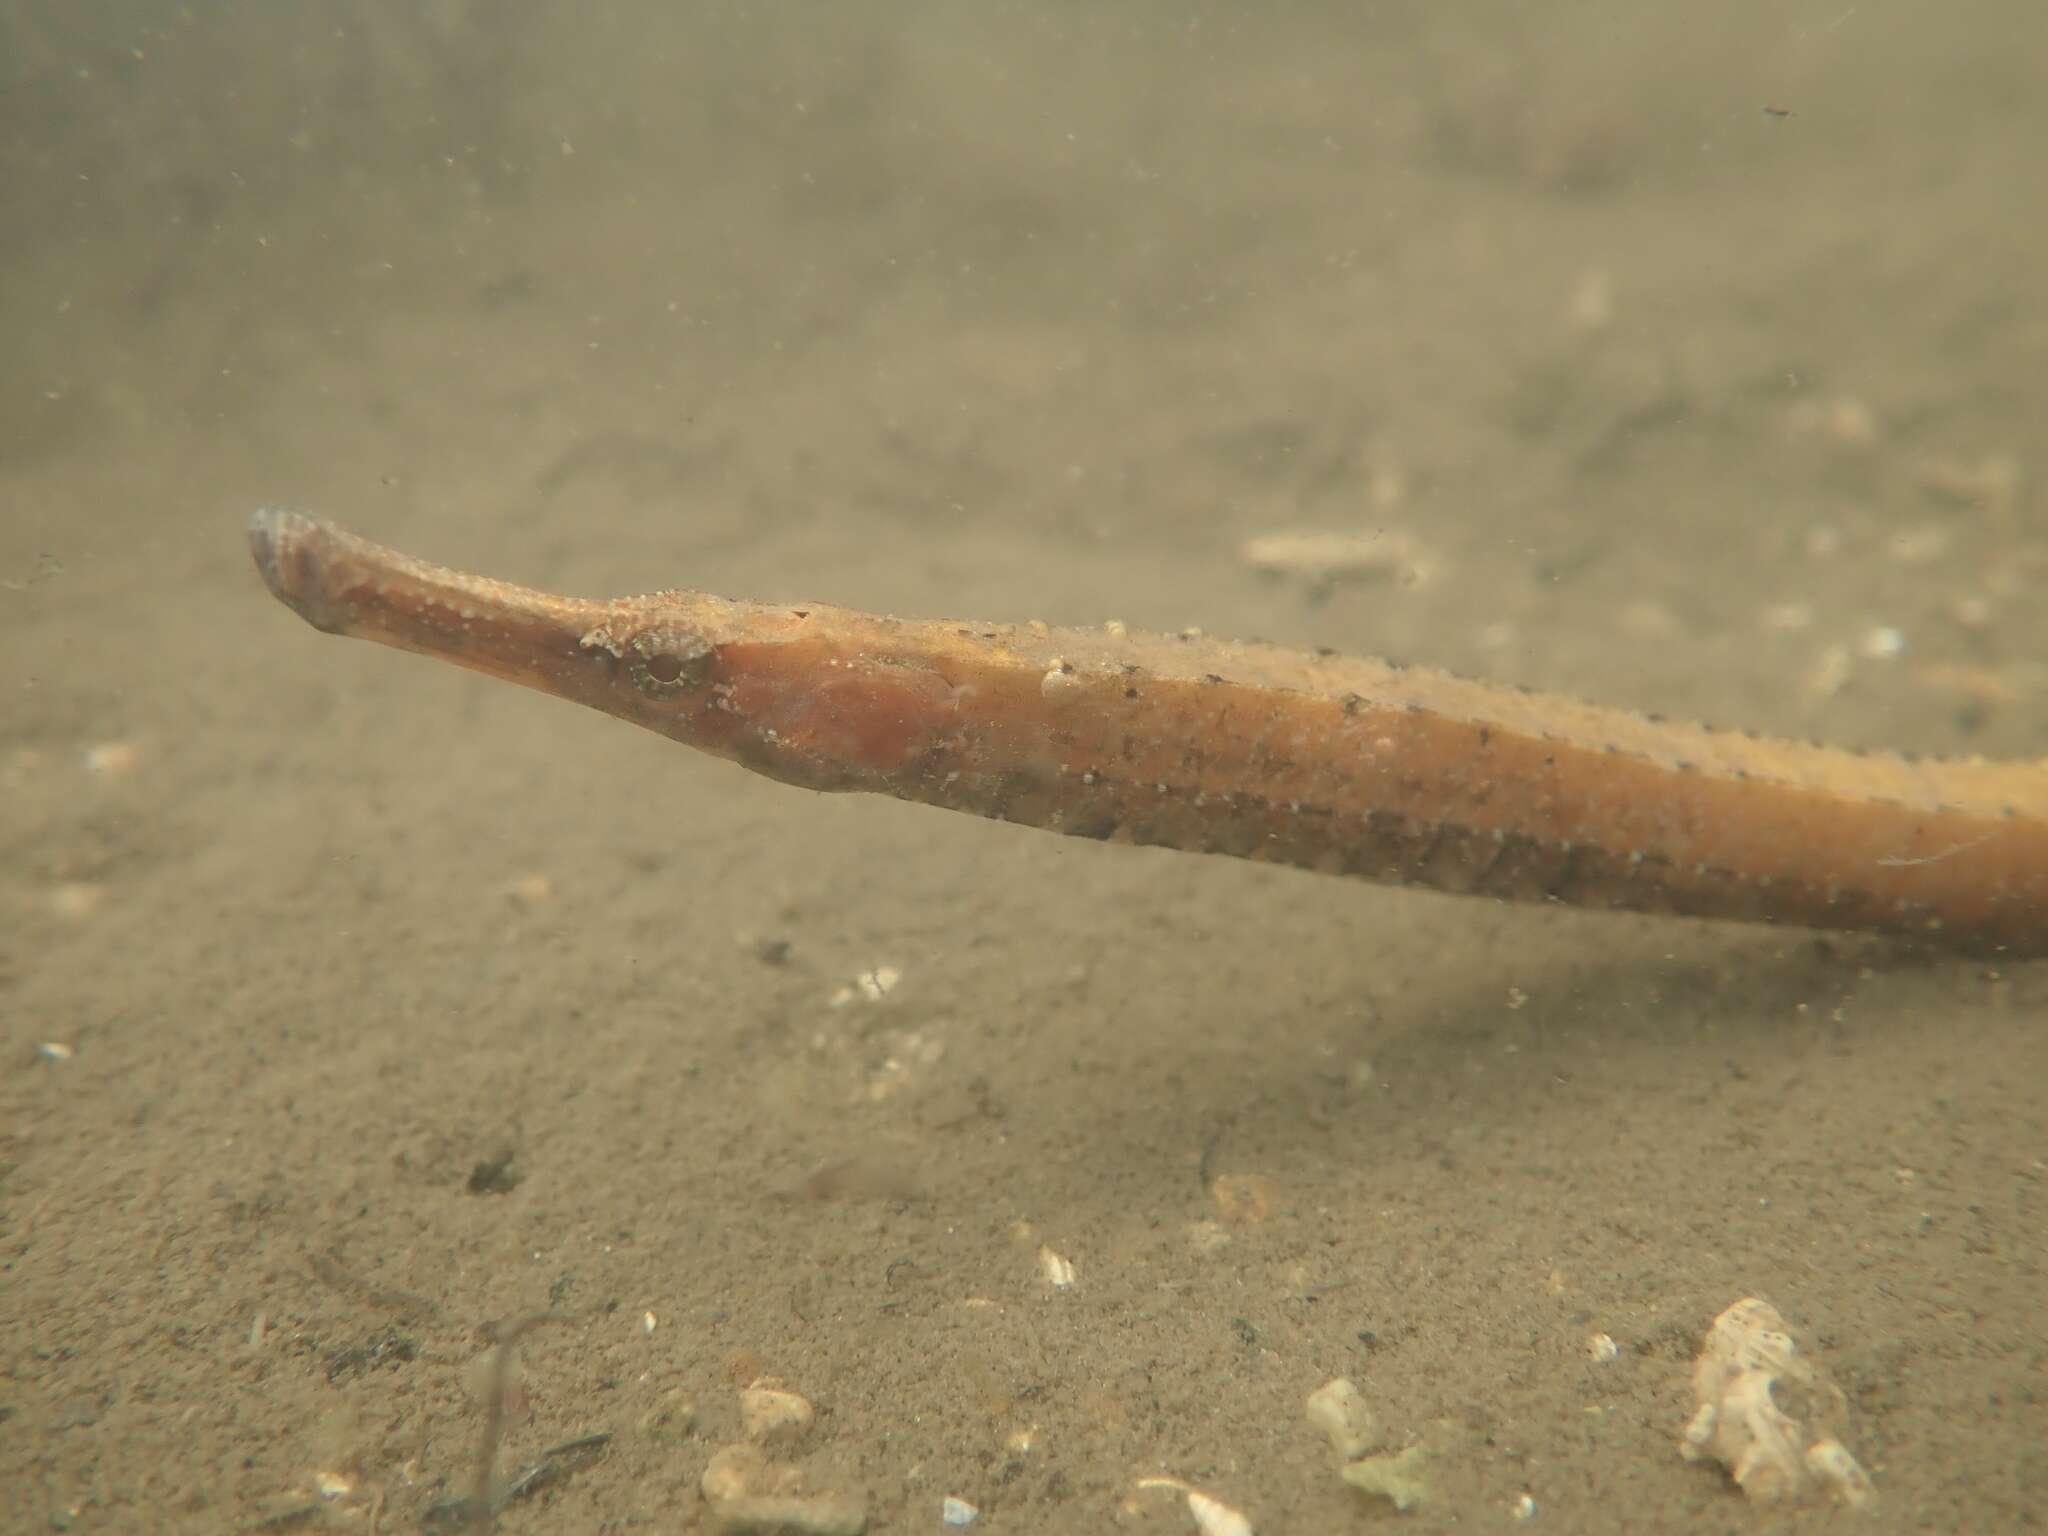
[1679,1298,1872,1507]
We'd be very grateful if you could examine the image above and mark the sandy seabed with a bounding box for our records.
[4,4,2044,1531]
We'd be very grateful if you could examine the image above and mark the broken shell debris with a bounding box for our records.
[1679,1297,1873,1508]
[1341,1445,1430,1512]
[1134,1476,1253,1536]
[700,1378,865,1535]
[311,1470,353,1500]
[1303,1377,1380,1460]
[828,964,901,1008]
[1036,1246,1076,1290]
[1304,1377,1427,1511]
[700,1445,865,1536]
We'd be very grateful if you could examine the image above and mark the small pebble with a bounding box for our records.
[699,1444,867,1530]
[82,741,142,776]
[701,1444,764,1505]
[941,1495,979,1526]
[1040,663,1086,702]
[740,1379,816,1444]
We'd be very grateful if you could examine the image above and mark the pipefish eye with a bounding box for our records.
[626,631,714,696]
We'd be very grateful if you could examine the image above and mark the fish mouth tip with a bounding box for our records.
[247,508,331,624]
[247,507,293,580]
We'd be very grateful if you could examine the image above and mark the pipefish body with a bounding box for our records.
[248,510,2048,955]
